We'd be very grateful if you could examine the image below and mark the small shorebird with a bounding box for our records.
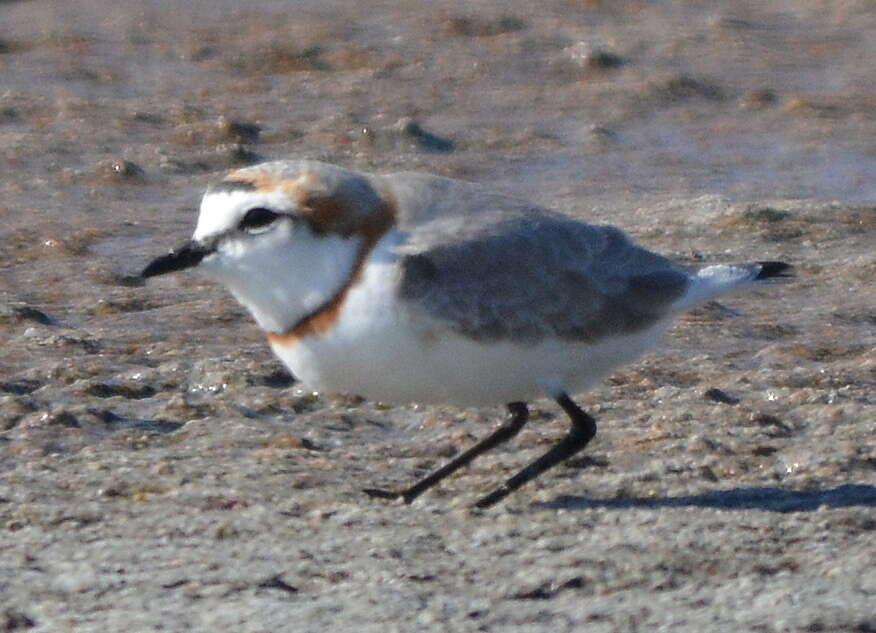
[142,160,790,507]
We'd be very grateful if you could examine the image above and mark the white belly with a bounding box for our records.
[268,258,667,406]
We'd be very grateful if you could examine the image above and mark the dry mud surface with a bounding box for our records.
[1,1,875,632]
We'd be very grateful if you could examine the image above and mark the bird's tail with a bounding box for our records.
[672,260,792,312]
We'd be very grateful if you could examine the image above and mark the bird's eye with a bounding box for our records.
[238,207,280,232]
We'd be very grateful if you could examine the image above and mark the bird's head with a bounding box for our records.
[142,160,395,334]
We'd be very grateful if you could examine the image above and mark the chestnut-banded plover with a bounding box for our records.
[142,160,790,507]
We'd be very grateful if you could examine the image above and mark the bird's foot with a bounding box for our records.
[363,487,415,504]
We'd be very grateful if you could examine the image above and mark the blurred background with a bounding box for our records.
[3,0,876,217]
[1,3,875,631]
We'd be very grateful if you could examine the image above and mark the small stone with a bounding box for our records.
[752,446,778,457]
[222,143,262,166]
[750,412,793,437]
[247,369,295,389]
[82,381,156,400]
[393,117,454,152]
[698,465,719,481]
[216,116,261,144]
[0,396,36,430]
[0,105,19,121]
[741,88,778,110]
[93,159,145,183]
[19,409,79,429]
[151,461,174,476]
[1,608,36,631]
[653,385,681,401]
[0,304,53,326]
[265,433,320,451]
[566,42,624,70]
[587,125,619,144]
[704,387,740,405]
[266,433,307,449]
[742,205,790,223]
[652,74,724,102]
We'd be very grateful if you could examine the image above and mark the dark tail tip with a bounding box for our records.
[754,261,792,280]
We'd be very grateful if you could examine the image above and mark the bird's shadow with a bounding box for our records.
[539,483,876,513]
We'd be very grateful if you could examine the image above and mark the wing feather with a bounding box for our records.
[379,171,690,343]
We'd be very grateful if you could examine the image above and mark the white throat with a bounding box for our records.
[200,223,362,334]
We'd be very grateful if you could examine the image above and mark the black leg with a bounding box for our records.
[474,393,596,508]
[364,402,529,504]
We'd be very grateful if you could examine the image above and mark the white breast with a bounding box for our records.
[268,232,667,406]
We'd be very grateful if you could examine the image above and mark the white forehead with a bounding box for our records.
[193,188,293,242]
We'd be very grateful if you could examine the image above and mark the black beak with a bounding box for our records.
[141,241,213,278]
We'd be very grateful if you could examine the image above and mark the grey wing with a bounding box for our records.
[397,209,690,343]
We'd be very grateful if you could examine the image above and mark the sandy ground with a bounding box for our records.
[1,1,875,631]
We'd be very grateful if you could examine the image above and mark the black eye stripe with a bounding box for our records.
[239,207,280,231]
